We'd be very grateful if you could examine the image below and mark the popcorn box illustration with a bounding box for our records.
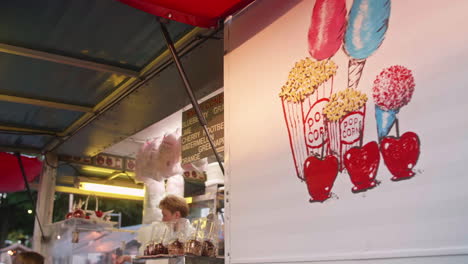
[279,58,337,179]
[323,89,368,170]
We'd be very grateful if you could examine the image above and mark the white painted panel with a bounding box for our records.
[224,0,468,263]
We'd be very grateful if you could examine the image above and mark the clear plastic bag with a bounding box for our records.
[142,221,173,256]
[202,216,219,257]
[185,219,203,256]
[167,219,192,255]
[136,138,163,182]
[136,130,184,182]
[156,131,184,179]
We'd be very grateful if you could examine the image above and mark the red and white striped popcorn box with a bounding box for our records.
[281,77,334,179]
[326,105,366,171]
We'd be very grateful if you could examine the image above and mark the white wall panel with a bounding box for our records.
[224,0,468,263]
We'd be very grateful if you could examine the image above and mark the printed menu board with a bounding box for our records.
[181,93,224,164]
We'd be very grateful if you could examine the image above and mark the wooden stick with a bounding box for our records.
[395,118,400,138]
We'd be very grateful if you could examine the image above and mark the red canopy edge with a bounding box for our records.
[117,0,256,28]
[0,152,42,192]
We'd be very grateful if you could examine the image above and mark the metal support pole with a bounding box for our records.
[69,194,74,213]
[15,153,46,241]
[159,21,225,175]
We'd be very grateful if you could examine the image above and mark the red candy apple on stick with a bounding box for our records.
[372,66,420,181]
[303,136,339,202]
[344,138,380,193]
[65,199,86,219]
[304,155,339,202]
[381,131,420,181]
[84,196,114,221]
[65,212,73,219]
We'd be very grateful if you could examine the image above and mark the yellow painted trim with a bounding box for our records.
[58,113,90,137]
[55,186,144,201]
[139,27,205,76]
[80,166,136,177]
[0,125,56,135]
[59,27,206,137]
[0,94,93,113]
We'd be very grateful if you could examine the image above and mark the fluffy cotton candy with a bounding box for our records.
[166,174,185,197]
[142,178,165,224]
[154,131,184,179]
[373,65,415,111]
[182,157,208,172]
[308,0,347,61]
[135,141,150,182]
[136,138,164,182]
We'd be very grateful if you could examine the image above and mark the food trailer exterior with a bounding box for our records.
[1,0,468,263]
[223,0,468,263]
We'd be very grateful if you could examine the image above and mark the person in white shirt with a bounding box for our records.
[116,195,189,264]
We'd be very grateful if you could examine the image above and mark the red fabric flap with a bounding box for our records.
[117,0,255,28]
[0,152,43,192]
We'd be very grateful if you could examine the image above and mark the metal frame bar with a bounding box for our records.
[0,94,93,112]
[0,125,57,135]
[15,153,47,241]
[62,27,205,137]
[106,171,126,181]
[0,42,139,77]
[160,21,225,175]
[0,145,42,154]
[43,27,207,153]
[2,26,222,154]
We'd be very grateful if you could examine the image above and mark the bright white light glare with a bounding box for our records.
[27,209,32,214]
[7,250,13,256]
[79,182,144,198]
[57,235,61,240]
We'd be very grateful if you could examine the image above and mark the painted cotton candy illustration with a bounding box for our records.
[373,65,420,181]
[344,0,391,90]
[308,0,347,61]
[373,65,415,140]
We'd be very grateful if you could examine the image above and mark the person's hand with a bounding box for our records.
[115,255,132,264]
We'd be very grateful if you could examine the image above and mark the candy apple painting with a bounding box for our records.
[372,66,420,181]
[304,155,339,202]
[279,0,421,203]
[343,141,380,193]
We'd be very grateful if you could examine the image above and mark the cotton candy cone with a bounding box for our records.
[347,58,366,90]
[375,105,398,140]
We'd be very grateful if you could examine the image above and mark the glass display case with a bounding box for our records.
[45,181,224,264]
[134,255,224,264]
[47,218,138,264]
[187,184,224,257]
